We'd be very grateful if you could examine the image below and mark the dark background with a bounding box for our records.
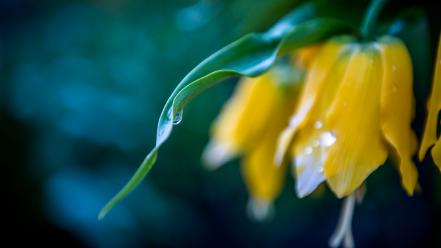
[2,0,441,247]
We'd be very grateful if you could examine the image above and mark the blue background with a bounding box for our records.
[2,0,441,247]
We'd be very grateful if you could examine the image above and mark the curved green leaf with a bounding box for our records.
[98,17,354,220]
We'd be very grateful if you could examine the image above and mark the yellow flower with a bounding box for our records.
[291,44,321,69]
[203,62,304,219]
[419,33,441,168]
[277,35,418,198]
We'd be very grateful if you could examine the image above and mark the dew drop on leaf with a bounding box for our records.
[173,110,183,125]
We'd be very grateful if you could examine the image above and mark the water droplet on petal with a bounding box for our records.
[392,84,398,93]
[314,121,323,129]
[305,146,313,154]
[320,132,336,147]
[312,140,320,147]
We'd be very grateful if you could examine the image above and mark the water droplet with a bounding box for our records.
[172,111,183,125]
[392,84,398,93]
[305,147,313,154]
[314,121,323,129]
[343,101,348,108]
[392,65,397,71]
[319,167,324,173]
[320,132,336,147]
[312,140,320,147]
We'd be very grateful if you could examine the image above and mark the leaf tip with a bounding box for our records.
[98,200,113,220]
[97,210,106,221]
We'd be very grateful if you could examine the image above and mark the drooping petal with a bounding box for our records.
[276,37,353,164]
[293,129,326,198]
[419,34,441,170]
[292,50,353,197]
[242,126,287,205]
[203,74,279,168]
[377,36,418,195]
[324,45,388,198]
[432,138,441,167]
[242,73,300,215]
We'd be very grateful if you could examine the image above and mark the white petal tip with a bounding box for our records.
[202,141,236,170]
[274,152,284,167]
[246,198,274,222]
[295,187,310,199]
[294,165,325,199]
[295,181,321,198]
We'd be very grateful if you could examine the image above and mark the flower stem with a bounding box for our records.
[360,0,387,39]
[329,194,356,248]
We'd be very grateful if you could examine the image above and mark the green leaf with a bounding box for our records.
[98,15,354,219]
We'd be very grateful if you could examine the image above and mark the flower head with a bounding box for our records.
[277,35,418,198]
[203,59,307,219]
[419,33,441,168]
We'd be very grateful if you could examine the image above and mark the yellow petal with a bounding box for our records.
[377,36,418,195]
[203,74,279,168]
[292,129,326,197]
[419,33,441,171]
[275,37,352,164]
[242,73,300,203]
[292,50,353,197]
[324,46,388,198]
[292,44,322,69]
[432,138,441,167]
[242,128,287,203]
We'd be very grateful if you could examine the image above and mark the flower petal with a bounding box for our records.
[432,138,441,167]
[242,129,287,204]
[293,129,326,198]
[324,46,388,198]
[292,44,322,69]
[242,74,300,203]
[203,74,279,167]
[275,37,352,164]
[292,50,353,197]
[377,36,418,195]
[419,34,441,170]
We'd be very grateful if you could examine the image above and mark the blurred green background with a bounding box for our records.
[2,0,441,247]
